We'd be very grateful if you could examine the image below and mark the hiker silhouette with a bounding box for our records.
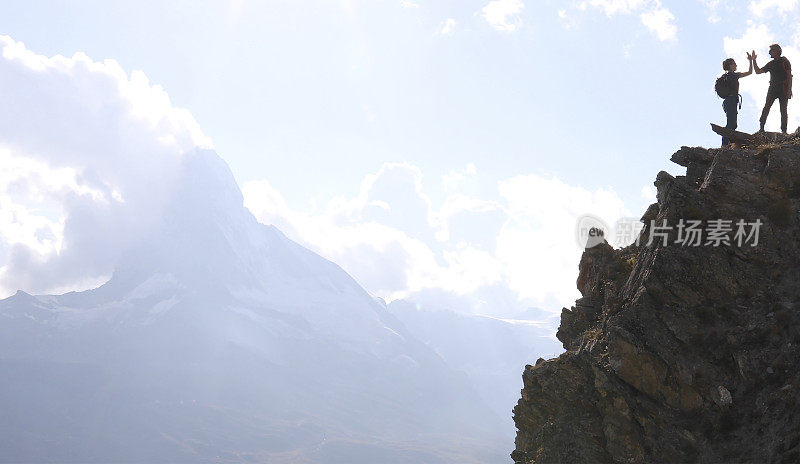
[716,55,753,146]
[753,44,793,134]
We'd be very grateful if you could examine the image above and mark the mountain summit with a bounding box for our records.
[512,139,800,463]
[0,148,503,463]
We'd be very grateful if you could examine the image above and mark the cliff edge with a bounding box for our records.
[512,138,800,463]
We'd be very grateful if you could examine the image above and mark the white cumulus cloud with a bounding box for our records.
[0,35,646,320]
[244,163,637,315]
[480,0,525,32]
[579,0,677,41]
[495,174,631,304]
[750,0,799,16]
[640,3,677,41]
[0,36,210,297]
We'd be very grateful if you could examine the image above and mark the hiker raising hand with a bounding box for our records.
[753,44,793,133]
[715,55,753,146]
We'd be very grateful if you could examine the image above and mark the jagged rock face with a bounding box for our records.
[513,141,800,463]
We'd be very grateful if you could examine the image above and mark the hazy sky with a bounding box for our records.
[1,0,798,316]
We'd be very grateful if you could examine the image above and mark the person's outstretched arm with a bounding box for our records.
[739,53,754,78]
[752,50,766,74]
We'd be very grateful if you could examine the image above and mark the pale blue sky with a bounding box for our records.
[1,0,798,314]
[2,0,711,202]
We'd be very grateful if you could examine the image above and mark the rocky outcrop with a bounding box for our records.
[512,138,800,463]
[710,123,800,147]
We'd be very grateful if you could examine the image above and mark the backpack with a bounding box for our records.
[715,73,736,98]
[778,56,792,84]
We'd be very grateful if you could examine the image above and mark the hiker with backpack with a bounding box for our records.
[752,44,793,133]
[716,53,754,146]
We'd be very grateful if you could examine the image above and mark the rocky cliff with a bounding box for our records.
[512,137,800,463]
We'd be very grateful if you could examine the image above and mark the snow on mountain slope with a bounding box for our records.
[0,148,505,463]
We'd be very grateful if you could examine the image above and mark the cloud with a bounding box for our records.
[723,23,775,59]
[495,174,631,304]
[557,7,580,30]
[640,3,677,41]
[438,18,458,35]
[244,163,488,302]
[400,0,419,8]
[750,0,799,16]
[700,0,723,23]
[641,184,657,202]
[480,0,525,32]
[583,0,647,15]
[579,0,677,41]
[0,36,210,297]
[442,163,476,190]
[0,34,645,321]
[244,163,636,316]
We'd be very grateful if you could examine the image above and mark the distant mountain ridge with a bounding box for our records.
[386,299,561,441]
[0,148,505,463]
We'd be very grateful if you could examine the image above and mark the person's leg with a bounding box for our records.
[760,87,779,131]
[723,97,737,146]
[779,91,789,133]
[728,99,738,131]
